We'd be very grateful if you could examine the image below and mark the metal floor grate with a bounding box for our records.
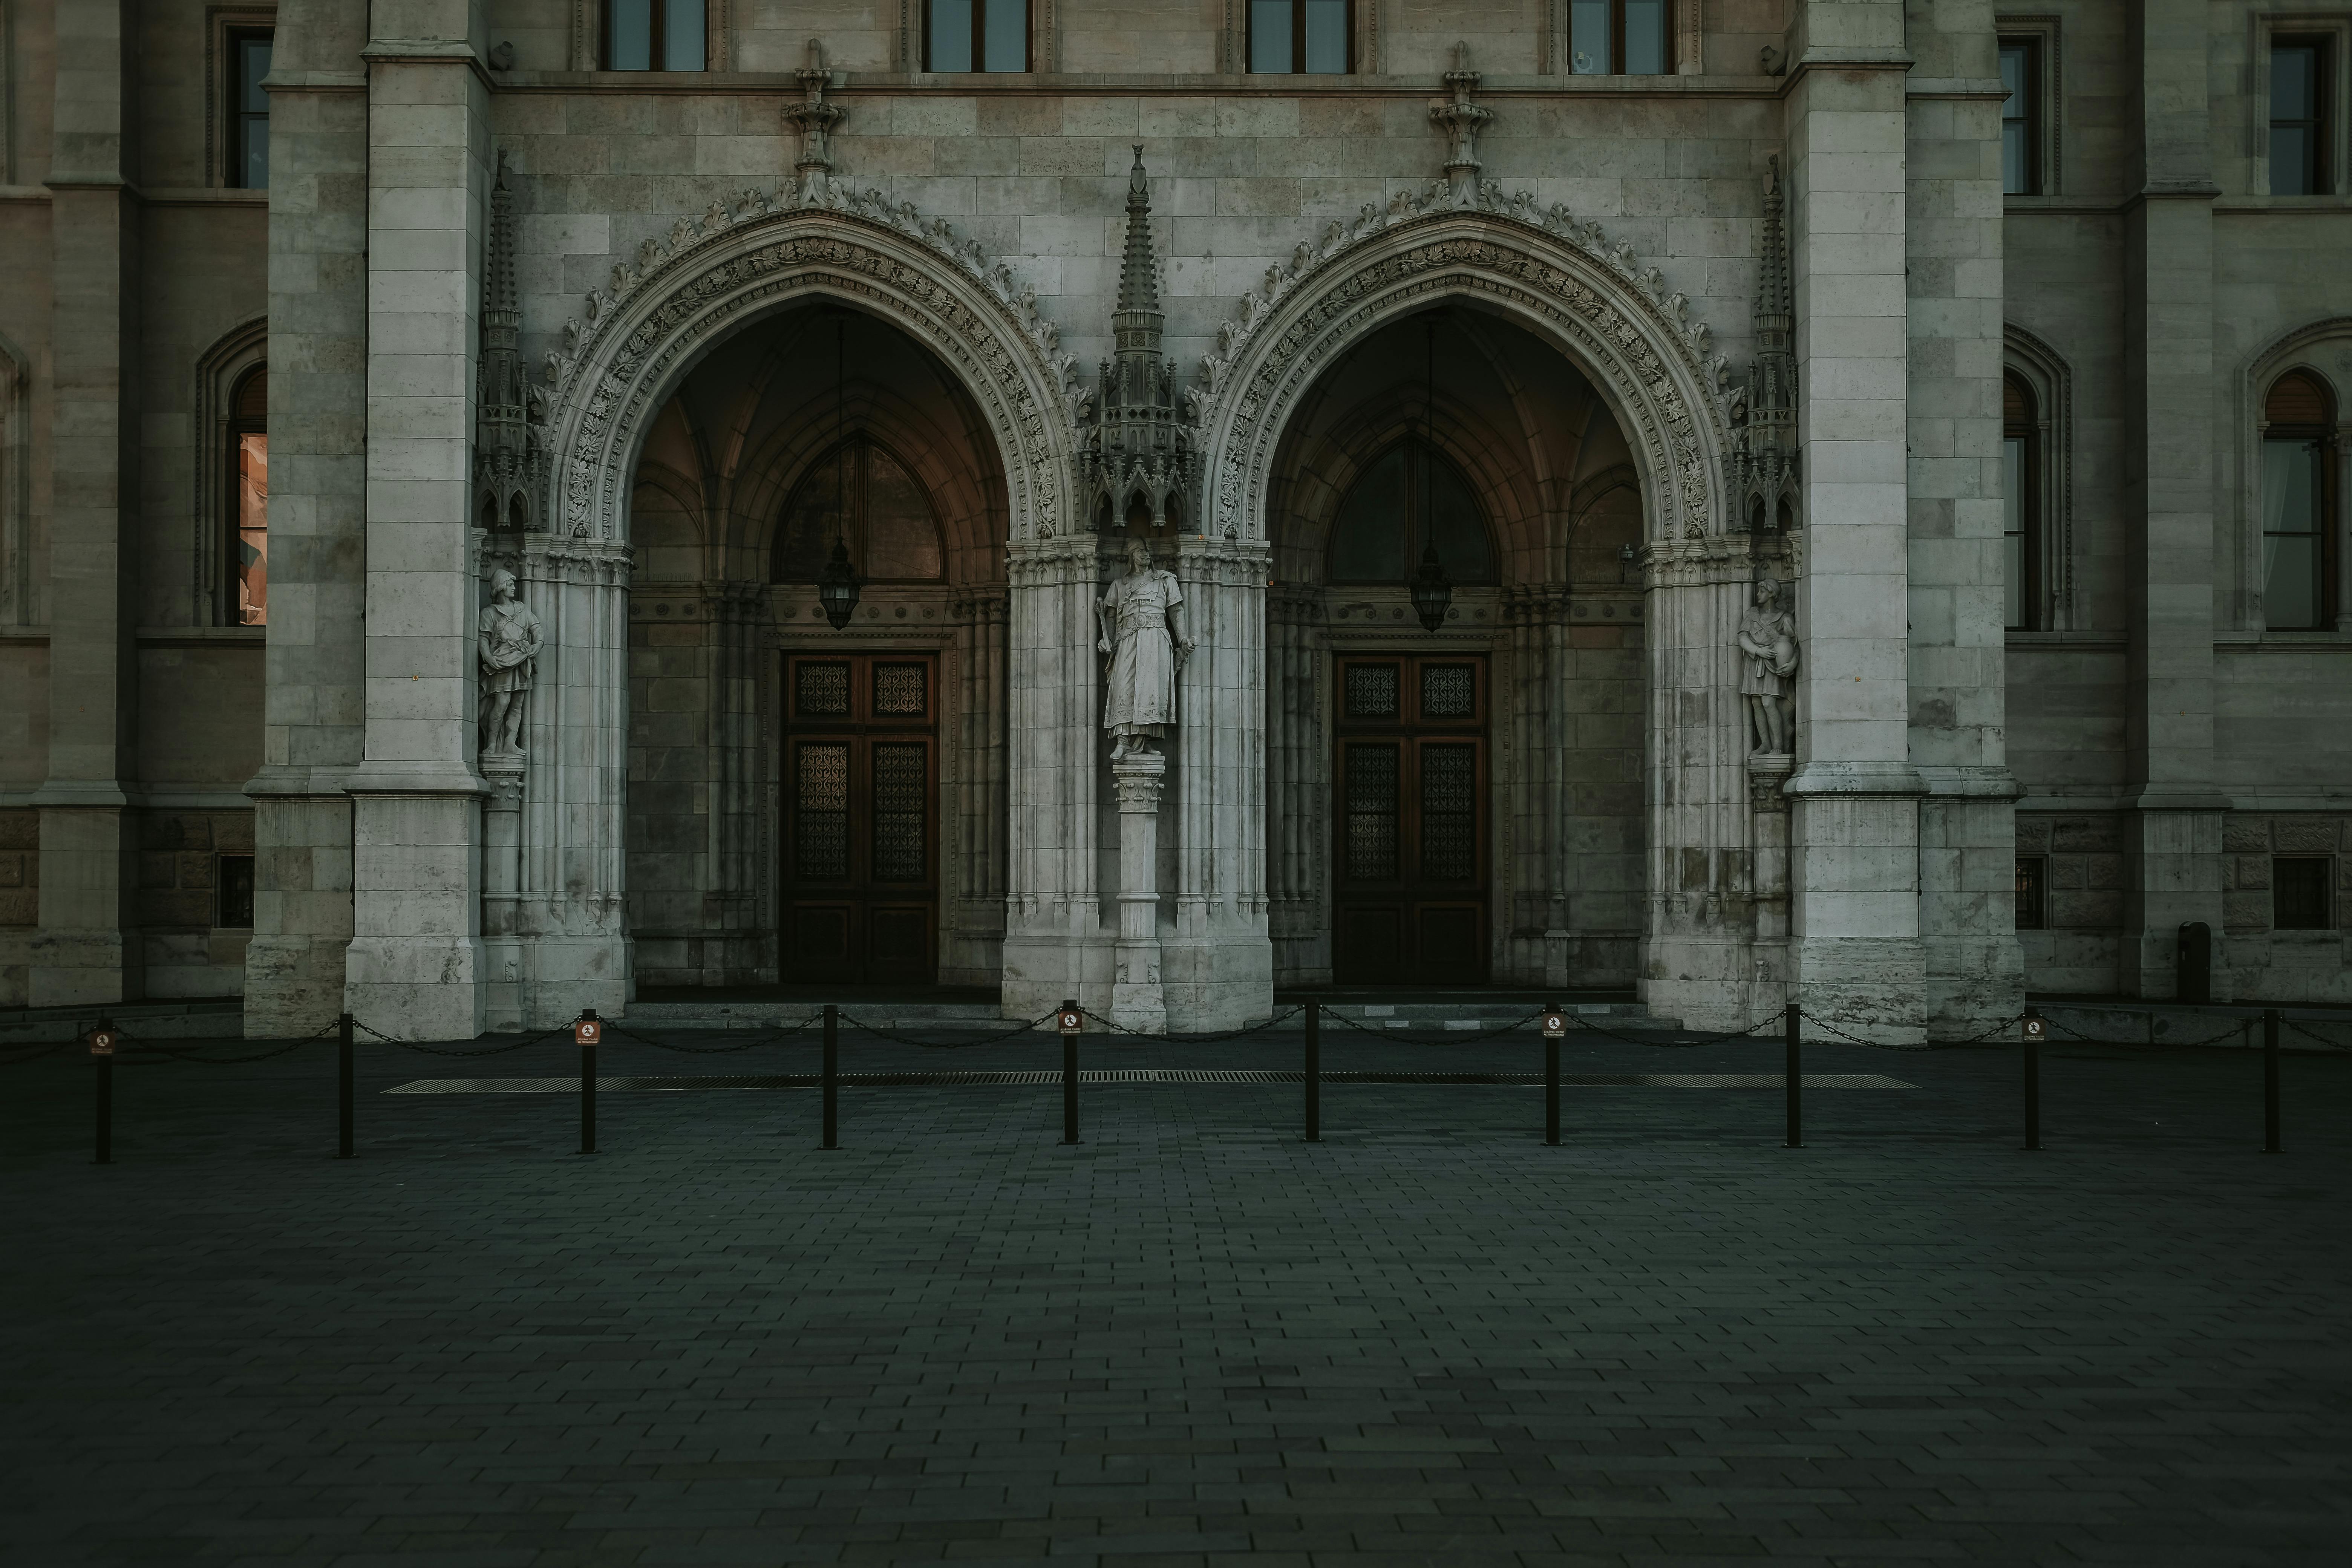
[387,1070,1915,1095]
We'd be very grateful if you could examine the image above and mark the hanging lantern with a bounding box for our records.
[818,535,859,630]
[1410,541,1452,633]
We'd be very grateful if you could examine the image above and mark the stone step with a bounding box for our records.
[0,998,245,1046]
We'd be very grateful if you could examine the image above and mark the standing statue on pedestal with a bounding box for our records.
[1736,577,1798,754]
[477,568,544,758]
[1096,542,1193,761]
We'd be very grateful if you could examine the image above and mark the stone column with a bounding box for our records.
[1782,0,1926,1044]
[2120,0,2227,998]
[245,0,371,1037]
[1905,3,2025,1037]
[1747,751,1794,994]
[340,5,491,1041]
[31,0,141,1007]
[1162,536,1273,1031]
[1109,752,1167,1035]
[1001,537,1111,1018]
[480,752,524,1031]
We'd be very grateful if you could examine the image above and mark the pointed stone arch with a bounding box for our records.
[540,185,1080,550]
[1192,194,1733,550]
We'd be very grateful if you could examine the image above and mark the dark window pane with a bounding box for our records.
[239,37,272,112]
[1344,663,1400,719]
[864,446,943,579]
[1419,744,1477,881]
[2273,857,2334,929]
[2004,435,2027,629]
[1331,446,1409,581]
[982,0,1026,71]
[776,452,844,582]
[796,744,851,881]
[2014,857,2045,930]
[2272,127,2315,195]
[2274,44,2317,119]
[1422,452,1493,583]
[664,0,706,69]
[796,662,851,718]
[217,855,256,929]
[2271,44,2323,194]
[609,0,653,69]
[1624,0,1667,75]
[2003,122,2029,194]
[1999,45,2025,117]
[1344,743,1399,882]
[1302,0,1348,73]
[1250,0,1292,73]
[2262,438,2324,628]
[871,743,928,882]
[930,0,974,70]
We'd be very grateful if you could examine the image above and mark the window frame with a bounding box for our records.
[2256,16,2350,197]
[1246,0,1355,77]
[215,854,257,931]
[2269,35,2332,196]
[2271,855,2336,930]
[1566,1,1676,78]
[2014,855,2048,931]
[773,433,948,586]
[1998,35,2041,196]
[227,367,269,627]
[1994,17,2062,198]
[2004,372,2044,630]
[923,0,1033,74]
[603,0,709,72]
[224,27,273,190]
[2259,369,2340,631]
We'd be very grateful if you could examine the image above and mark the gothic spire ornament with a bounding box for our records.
[1734,156,1799,533]
[1078,149,1199,536]
[783,38,842,204]
[473,150,544,532]
[1429,41,1494,207]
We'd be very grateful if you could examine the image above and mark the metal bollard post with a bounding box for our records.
[1542,1007,1566,1147]
[337,1013,355,1159]
[1783,1002,1802,1148]
[576,1009,601,1155]
[89,1020,117,1165]
[821,1004,839,1150]
[1303,1002,1320,1142]
[1059,1001,1081,1145]
[2264,1007,2282,1154]
[2022,1010,2043,1152]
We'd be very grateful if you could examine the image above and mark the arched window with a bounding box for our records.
[1328,440,1494,585]
[2004,372,2040,630]
[2261,371,2338,629]
[230,367,267,625]
[774,436,945,583]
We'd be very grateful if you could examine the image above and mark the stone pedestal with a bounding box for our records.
[481,753,524,1031]
[1110,751,1168,1035]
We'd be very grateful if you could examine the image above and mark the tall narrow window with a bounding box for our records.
[1249,0,1351,75]
[606,0,707,71]
[228,29,272,189]
[927,0,1029,72]
[2271,41,2330,195]
[1328,441,1494,585]
[2015,856,2047,931]
[1569,1,1672,76]
[2273,856,2334,929]
[230,369,268,626]
[2004,373,2041,630]
[2261,371,2337,630]
[1999,38,2040,195]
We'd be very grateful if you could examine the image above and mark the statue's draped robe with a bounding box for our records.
[1101,568,1183,740]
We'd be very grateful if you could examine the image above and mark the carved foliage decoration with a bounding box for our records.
[1192,181,1733,544]
[542,180,1081,544]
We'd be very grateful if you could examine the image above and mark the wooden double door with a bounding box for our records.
[1333,653,1490,985]
[781,652,937,984]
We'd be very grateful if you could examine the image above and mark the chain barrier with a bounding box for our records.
[354,1018,574,1058]
[1313,1008,1546,1046]
[2283,1017,2352,1051]
[101,1014,342,1068]
[1074,1004,1308,1044]
[837,1009,1062,1049]
[2032,1013,2251,1050]
[596,1015,826,1054]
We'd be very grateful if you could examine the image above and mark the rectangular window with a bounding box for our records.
[2271,41,2329,195]
[1999,39,2038,195]
[1570,1,1673,77]
[607,0,707,71]
[2263,436,2326,629]
[216,855,256,929]
[228,29,271,189]
[2273,856,2334,929]
[230,368,268,626]
[1250,0,1351,75]
[2015,856,2047,931]
[928,0,1029,72]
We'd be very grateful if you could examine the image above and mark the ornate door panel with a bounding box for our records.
[782,654,938,985]
[1333,654,1488,985]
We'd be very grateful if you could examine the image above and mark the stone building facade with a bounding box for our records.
[0,1,2346,1043]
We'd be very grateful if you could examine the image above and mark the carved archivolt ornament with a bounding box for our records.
[542,181,1080,543]
[1193,181,1735,544]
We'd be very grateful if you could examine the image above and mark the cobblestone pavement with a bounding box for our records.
[2,1026,2348,1567]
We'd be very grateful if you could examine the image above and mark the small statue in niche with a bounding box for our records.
[478,568,544,758]
[1736,577,1798,755]
[1096,541,1193,762]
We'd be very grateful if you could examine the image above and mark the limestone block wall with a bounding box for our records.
[2220,815,2352,1004]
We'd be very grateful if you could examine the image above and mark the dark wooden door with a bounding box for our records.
[1333,654,1488,985]
[782,653,938,985]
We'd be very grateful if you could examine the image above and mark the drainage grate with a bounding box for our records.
[387,1070,1914,1095]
